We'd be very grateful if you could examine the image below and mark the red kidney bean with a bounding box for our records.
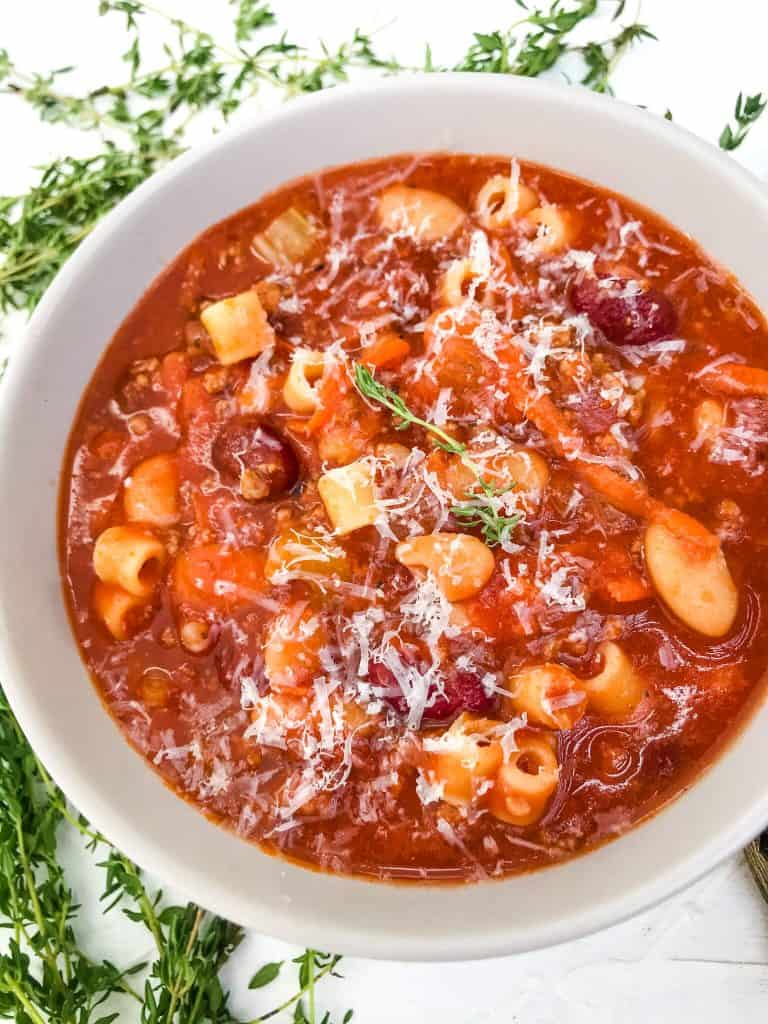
[370,661,495,722]
[212,417,298,498]
[570,274,677,346]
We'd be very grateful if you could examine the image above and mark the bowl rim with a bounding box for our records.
[2,72,768,961]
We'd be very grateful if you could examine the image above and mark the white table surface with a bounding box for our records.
[3,2,768,1020]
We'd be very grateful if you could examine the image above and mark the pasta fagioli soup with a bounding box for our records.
[61,154,768,882]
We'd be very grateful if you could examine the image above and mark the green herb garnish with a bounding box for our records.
[353,363,467,456]
[581,22,657,94]
[354,365,523,546]
[0,692,351,1024]
[719,91,767,150]
[452,0,599,78]
[0,1,660,321]
[452,479,524,548]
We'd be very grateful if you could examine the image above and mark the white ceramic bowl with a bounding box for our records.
[1,75,768,961]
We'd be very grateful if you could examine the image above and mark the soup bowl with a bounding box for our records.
[1,74,767,961]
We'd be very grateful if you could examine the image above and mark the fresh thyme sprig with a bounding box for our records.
[452,0,651,84]
[354,365,523,546]
[451,479,524,549]
[452,0,597,76]
[719,91,767,150]
[353,363,467,457]
[0,2,396,313]
[0,691,351,1024]
[0,691,143,1023]
[250,951,351,1024]
[581,21,656,94]
[0,146,178,314]
[0,0,659,321]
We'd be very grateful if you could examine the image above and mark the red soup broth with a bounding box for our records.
[60,154,768,881]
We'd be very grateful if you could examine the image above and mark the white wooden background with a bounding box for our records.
[2,2,768,1020]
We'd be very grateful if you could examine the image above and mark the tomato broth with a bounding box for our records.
[61,154,768,881]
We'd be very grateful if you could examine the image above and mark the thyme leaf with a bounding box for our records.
[452,480,524,549]
[719,91,767,150]
[353,364,466,456]
[0,0,658,318]
[580,22,656,94]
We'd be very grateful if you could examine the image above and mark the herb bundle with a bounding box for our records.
[0,0,656,318]
[0,0,764,1020]
[0,694,351,1024]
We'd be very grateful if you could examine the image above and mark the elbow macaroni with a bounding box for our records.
[124,453,180,527]
[92,581,147,641]
[395,532,495,602]
[474,172,537,230]
[583,641,645,718]
[428,713,503,808]
[428,715,559,826]
[93,525,166,597]
[438,230,494,307]
[377,185,466,243]
[526,205,574,254]
[439,257,482,307]
[506,663,588,730]
[508,648,645,726]
[283,348,327,414]
[488,731,559,826]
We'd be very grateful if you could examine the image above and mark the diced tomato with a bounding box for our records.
[160,351,189,398]
[581,541,651,604]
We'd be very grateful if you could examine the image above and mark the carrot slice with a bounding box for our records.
[700,362,768,398]
[306,370,348,434]
[497,344,655,519]
[362,333,411,370]
[173,545,266,611]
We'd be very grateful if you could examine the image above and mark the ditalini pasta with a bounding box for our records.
[61,154,768,882]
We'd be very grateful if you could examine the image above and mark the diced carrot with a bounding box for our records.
[306,370,348,434]
[700,362,768,398]
[180,378,215,425]
[573,463,654,520]
[497,343,656,520]
[172,545,266,612]
[362,333,411,369]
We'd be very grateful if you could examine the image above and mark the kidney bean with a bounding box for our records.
[213,417,298,499]
[370,661,495,722]
[571,274,677,346]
